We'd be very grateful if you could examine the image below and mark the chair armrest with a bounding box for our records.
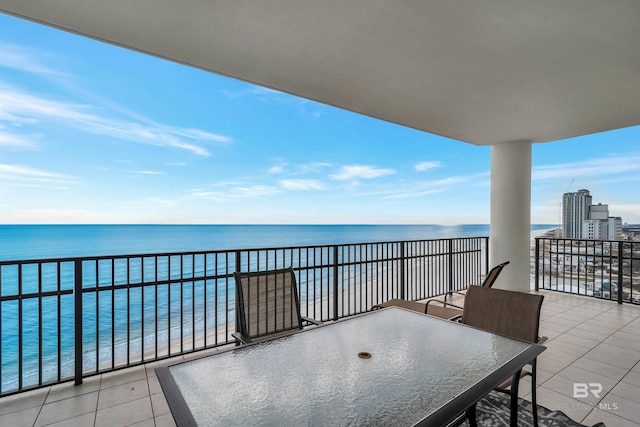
[425,299,464,311]
[232,331,252,345]
[302,316,323,326]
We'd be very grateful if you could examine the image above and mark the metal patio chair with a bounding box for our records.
[424,260,510,319]
[461,285,546,427]
[371,261,510,320]
[370,297,465,320]
[233,267,322,344]
[444,260,510,302]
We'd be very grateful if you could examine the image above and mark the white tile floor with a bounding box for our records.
[0,290,639,426]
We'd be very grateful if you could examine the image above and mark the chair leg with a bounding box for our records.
[509,370,521,427]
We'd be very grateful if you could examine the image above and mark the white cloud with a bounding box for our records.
[187,184,280,201]
[280,179,327,191]
[533,155,640,181]
[249,87,284,96]
[414,161,442,172]
[357,171,488,200]
[0,130,38,149]
[425,176,473,187]
[173,128,232,144]
[330,165,395,181]
[0,42,64,76]
[135,170,164,175]
[269,165,284,174]
[0,86,233,156]
[0,163,75,185]
[297,162,332,174]
[382,189,445,200]
[0,163,75,190]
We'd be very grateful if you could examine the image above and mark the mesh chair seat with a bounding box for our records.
[372,298,427,313]
[462,286,546,427]
[233,267,321,344]
[371,298,463,320]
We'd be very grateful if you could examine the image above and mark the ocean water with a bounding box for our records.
[0,224,556,392]
[0,224,555,261]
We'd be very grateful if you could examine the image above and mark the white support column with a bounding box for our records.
[490,141,532,292]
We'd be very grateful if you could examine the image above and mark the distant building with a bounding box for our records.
[609,217,622,240]
[562,189,591,239]
[622,223,640,241]
[583,218,607,239]
[589,203,609,220]
[562,190,622,240]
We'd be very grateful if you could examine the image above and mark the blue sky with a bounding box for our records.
[1,14,639,225]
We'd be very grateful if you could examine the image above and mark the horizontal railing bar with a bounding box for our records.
[0,289,74,301]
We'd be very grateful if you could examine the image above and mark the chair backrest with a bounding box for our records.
[234,267,304,341]
[462,286,544,343]
[481,260,510,288]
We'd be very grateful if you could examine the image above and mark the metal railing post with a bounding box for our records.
[448,239,454,296]
[400,242,406,300]
[234,251,242,342]
[234,251,241,273]
[485,237,489,279]
[74,260,83,385]
[617,242,624,304]
[535,238,540,291]
[333,246,339,321]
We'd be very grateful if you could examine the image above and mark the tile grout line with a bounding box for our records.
[31,387,50,427]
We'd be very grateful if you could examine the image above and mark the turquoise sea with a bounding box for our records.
[0,224,556,261]
[0,224,556,392]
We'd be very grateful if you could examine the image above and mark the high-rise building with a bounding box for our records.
[583,218,608,239]
[562,190,623,240]
[562,189,592,238]
[589,203,609,220]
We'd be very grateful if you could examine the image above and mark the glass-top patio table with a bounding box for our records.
[156,307,545,426]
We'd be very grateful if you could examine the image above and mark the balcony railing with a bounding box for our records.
[0,236,487,397]
[535,237,640,304]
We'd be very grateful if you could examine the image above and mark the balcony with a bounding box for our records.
[0,237,639,426]
[0,291,639,426]
[1,2,639,425]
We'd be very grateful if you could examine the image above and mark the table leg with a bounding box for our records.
[466,403,478,427]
